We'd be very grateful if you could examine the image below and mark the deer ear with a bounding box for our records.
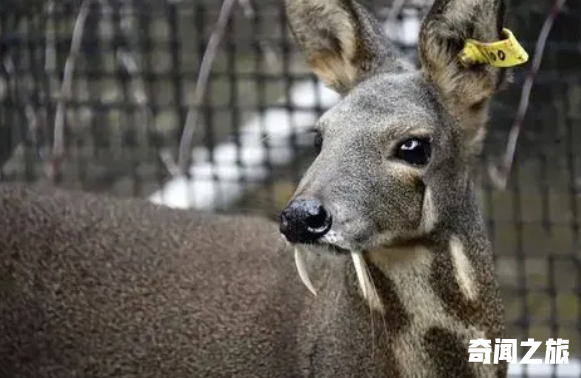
[419,0,513,151]
[285,0,411,94]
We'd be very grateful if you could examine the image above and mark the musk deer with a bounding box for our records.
[0,0,525,376]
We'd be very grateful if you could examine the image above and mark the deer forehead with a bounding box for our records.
[318,72,443,140]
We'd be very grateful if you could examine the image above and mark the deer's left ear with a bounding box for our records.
[419,0,518,151]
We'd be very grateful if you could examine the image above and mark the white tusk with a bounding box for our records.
[351,251,370,298]
[294,247,317,296]
[351,251,383,312]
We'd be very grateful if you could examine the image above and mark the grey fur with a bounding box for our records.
[0,0,520,376]
[0,183,303,378]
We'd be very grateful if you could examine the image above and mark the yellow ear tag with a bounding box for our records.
[458,28,529,68]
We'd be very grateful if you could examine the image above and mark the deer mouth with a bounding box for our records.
[286,237,351,254]
[293,243,384,313]
[316,241,351,254]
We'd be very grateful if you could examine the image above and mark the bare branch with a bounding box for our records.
[45,0,59,98]
[175,0,237,175]
[160,149,182,177]
[237,0,279,67]
[2,55,41,168]
[48,0,93,181]
[109,0,153,128]
[488,0,568,190]
[3,56,40,139]
[116,49,149,106]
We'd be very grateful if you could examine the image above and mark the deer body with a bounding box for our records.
[0,182,503,378]
[0,0,522,376]
[0,183,305,377]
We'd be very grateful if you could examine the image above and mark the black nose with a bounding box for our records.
[279,199,332,243]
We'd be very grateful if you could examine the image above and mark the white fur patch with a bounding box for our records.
[449,236,478,301]
[321,230,341,245]
[420,187,438,233]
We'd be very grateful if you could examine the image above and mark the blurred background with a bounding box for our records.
[1,0,580,376]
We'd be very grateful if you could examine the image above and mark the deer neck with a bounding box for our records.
[299,229,503,377]
[350,217,502,377]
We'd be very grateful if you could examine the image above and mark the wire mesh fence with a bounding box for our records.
[1,0,581,375]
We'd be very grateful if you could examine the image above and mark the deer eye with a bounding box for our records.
[314,132,323,154]
[395,138,431,166]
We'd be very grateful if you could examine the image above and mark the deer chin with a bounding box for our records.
[293,244,384,314]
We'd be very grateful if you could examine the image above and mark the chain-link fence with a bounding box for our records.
[1,1,580,376]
